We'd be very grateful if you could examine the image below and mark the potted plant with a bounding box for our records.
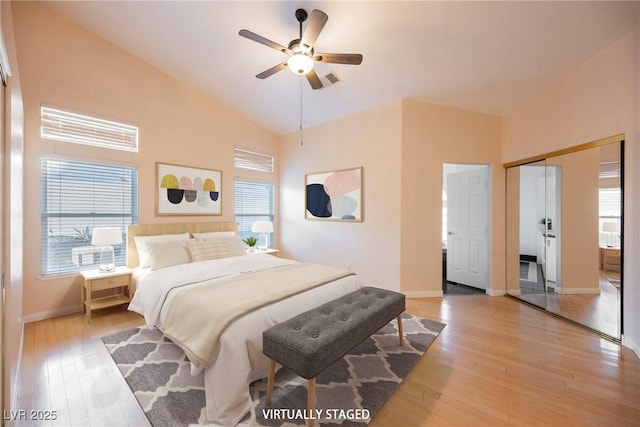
[243,236,258,253]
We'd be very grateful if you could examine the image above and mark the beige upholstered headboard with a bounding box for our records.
[126,222,237,268]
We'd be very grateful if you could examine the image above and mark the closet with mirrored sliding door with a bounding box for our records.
[505,135,624,340]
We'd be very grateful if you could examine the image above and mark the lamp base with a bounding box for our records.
[98,246,115,273]
[257,233,270,251]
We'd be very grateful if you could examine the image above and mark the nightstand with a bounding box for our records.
[600,246,621,271]
[81,266,133,322]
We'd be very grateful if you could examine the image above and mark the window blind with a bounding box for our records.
[598,187,622,246]
[234,179,274,241]
[599,161,620,179]
[41,157,138,275]
[599,187,622,218]
[234,147,274,173]
[41,106,139,152]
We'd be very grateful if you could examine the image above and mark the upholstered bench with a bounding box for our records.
[262,286,405,426]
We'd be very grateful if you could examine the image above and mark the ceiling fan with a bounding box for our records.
[239,8,363,90]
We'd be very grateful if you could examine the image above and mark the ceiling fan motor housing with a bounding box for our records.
[288,39,313,55]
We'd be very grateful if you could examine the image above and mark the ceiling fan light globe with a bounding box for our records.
[288,54,314,75]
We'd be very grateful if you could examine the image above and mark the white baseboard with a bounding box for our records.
[622,335,640,359]
[559,288,601,295]
[486,288,506,296]
[23,305,82,324]
[405,290,444,298]
[506,288,522,296]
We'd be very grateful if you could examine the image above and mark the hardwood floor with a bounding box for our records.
[516,268,621,338]
[16,307,148,427]
[15,296,640,426]
[546,271,621,337]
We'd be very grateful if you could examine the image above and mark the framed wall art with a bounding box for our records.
[156,162,222,216]
[305,166,363,221]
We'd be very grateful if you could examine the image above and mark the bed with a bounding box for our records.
[126,222,363,426]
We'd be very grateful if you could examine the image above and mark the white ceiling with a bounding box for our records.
[43,1,639,135]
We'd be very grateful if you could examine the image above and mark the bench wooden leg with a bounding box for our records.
[266,359,276,404]
[397,314,404,346]
[307,377,316,427]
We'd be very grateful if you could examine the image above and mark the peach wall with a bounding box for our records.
[503,24,640,355]
[13,2,279,319]
[401,99,504,296]
[278,101,403,290]
[505,167,520,294]
[279,98,504,296]
[547,149,600,292]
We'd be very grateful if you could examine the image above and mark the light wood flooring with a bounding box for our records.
[516,269,621,338]
[15,295,640,426]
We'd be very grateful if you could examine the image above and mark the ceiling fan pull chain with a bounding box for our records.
[299,75,304,146]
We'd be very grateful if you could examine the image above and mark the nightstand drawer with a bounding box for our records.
[90,274,130,291]
[604,252,620,264]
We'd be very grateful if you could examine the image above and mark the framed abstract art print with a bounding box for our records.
[305,167,363,221]
[156,162,222,216]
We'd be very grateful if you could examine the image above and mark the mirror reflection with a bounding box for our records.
[506,140,622,339]
[517,160,548,309]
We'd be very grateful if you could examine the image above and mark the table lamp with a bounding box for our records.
[251,221,273,251]
[91,227,122,272]
[602,222,620,247]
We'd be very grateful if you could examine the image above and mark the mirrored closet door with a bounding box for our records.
[505,136,623,340]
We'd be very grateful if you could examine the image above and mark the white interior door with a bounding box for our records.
[446,167,489,289]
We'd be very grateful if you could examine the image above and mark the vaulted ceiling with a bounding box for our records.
[43,1,639,135]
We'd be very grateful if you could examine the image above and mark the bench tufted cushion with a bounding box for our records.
[262,286,405,379]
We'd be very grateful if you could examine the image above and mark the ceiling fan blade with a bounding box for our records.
[301,9,328,47]
[306,70,323,90]
[314,53,363,65]
[239,29,289,53]
[256,62,288,79]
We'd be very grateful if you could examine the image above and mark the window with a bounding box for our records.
[41,157,138,275]
[234,179,274,243]
[599,187,622,247]
[41,106,139,152]
[234,147,274,173]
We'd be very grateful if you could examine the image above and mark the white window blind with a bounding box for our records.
[234,179,274,241]
[41,106,139,152]
[599,161,621,179]
[234,147,274,172]
[41,157,138,275]
[599,187,622,246]
[599,188,622,218]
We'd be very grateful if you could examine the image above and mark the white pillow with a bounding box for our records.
[185,239,230,262]
[134,232,190,268]
[225,235,247,256]
[195,234,246,257]
[146,239,191,271]
[192,231,236,240]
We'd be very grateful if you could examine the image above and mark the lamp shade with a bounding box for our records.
[602,222,620,233]
[91,227,122,246]
[252,221,274,233]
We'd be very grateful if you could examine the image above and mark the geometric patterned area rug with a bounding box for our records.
[102,313,445,427]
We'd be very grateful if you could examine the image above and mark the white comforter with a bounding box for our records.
[128,254,363,426]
